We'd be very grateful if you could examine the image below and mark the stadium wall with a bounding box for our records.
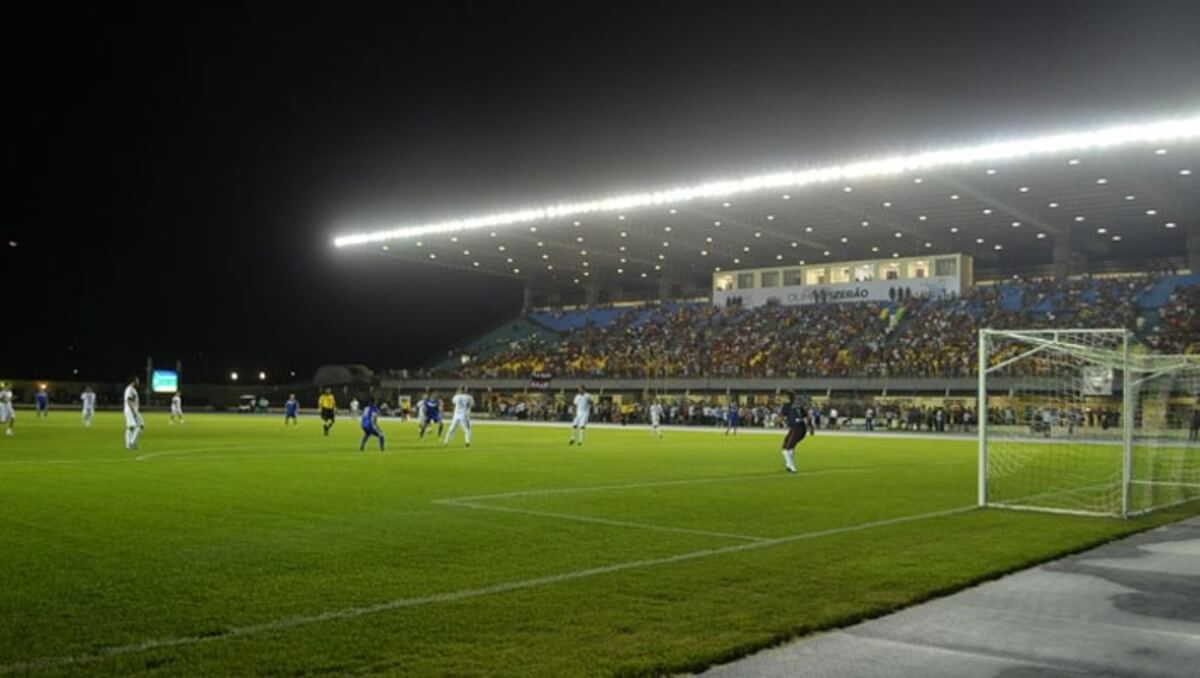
[381,375,1117,395]
[0,379,319,410]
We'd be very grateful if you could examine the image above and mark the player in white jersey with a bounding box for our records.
[350,398,360,417]
[649,399,665,438]
[80,387,97,427]
[0,382,15,436]
[415,392,428,428]
[123,376,144,450]
[568,386,592,446]
[443,386,474,447]
[169,392,185,424]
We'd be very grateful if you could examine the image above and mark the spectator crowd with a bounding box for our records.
[444,275,1200,380]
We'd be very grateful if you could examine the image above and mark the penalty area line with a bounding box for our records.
[442,467,866,503]
[134,444,273,461]
[438,499,772,542]
[0,505,975,675]
[430,469,874,543]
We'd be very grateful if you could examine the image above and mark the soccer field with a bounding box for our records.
[1,413,1196,676]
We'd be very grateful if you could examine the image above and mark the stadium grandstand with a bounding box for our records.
[334,115,1199,422]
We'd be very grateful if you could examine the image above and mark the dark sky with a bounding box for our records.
[6,1,1200,383]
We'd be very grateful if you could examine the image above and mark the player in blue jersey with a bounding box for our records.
[418,393,443,440]
[724,402,740,436]
[780,392,814,473]
[35,386,50,418]
[359,398,385,451]
[284,393,300,426]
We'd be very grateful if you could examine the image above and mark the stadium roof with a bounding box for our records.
[334,114,1200,291]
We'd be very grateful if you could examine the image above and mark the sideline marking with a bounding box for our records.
[0,505,973,675]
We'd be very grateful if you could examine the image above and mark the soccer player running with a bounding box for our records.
[649,398,665,438]
[80,387,96,427]
[418,393,444,440]
[358,398,385,452]
[568,386,592,446]
[0,382,15,436]
[35,386,50,418]
[124,376,145,450]
[444,386,474,447]
[169,392,184,424]
[318,387,337,436]
[780,392,814,474]
[284,393,300,426]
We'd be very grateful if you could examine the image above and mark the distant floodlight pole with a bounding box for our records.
[258,371,267,382]
[230,371,239,382]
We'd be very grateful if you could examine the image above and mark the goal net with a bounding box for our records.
[978,329,1200,517]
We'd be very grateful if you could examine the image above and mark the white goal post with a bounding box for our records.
[978,328,1200,518]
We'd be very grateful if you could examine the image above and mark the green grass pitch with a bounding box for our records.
[1,412,1196,676]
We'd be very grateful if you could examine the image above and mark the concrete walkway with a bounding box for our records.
[701,516,1200,677]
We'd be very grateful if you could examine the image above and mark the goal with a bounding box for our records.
[978,328,1200,517]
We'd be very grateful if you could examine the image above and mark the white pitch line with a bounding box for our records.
[0,452,360,469]
[433,469,880,545]
[0,444,296,466]
[440,500,771,542]
[470,417,979,442]
[0,457,129,467]
[0,446,450,467]
[0,505,974,675]
[134,444,268,461]
[442,468,864,503]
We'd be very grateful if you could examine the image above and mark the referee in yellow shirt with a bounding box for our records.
[318,388,337,436]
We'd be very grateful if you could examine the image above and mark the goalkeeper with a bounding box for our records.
[780,392,813,474]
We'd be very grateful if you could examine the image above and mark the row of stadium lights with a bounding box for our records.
[334,115,1200,248]
[377,147,1190,276]
[646,149,1187,271]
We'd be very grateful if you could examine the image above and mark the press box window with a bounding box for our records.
[935,257,958,277]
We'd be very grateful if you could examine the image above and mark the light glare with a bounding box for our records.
[333,114,1200,247]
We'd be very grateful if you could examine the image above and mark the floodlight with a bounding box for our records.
[332,113,1200,248]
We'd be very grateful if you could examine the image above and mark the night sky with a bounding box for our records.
[6,1,1200,383]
